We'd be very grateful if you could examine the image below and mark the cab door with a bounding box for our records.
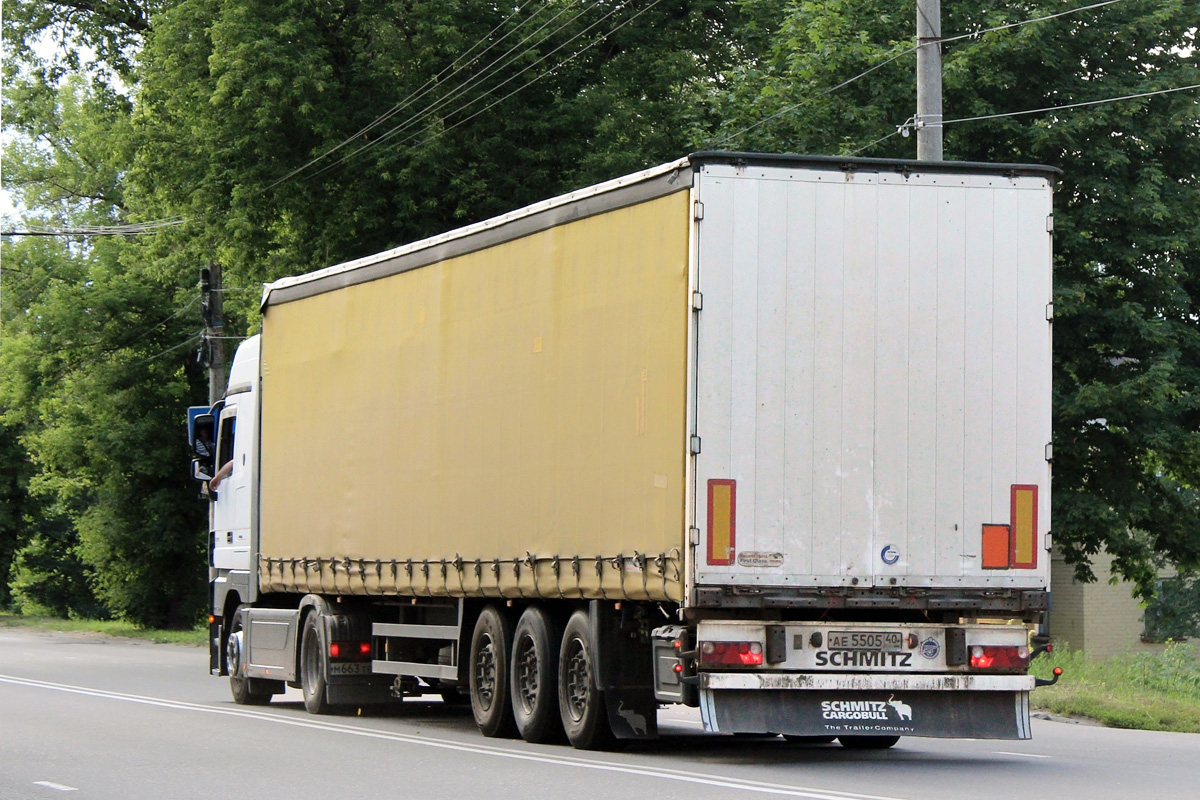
[211,402,251,570]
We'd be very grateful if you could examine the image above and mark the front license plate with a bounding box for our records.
[828,631,904,651]
[329,662,371,676]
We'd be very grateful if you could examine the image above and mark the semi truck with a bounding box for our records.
[188,151,1060,750]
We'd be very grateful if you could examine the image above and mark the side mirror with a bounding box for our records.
[191,458,214,483]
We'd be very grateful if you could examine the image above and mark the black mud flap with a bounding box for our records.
[605,689,659,740]
[702,689,1032,740]
[591,601,660,740]
[210,617,225,675]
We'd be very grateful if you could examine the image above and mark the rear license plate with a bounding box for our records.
[828,631,904,651]
[329,662,371,676]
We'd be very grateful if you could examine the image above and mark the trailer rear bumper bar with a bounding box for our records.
[700,672,1034,691]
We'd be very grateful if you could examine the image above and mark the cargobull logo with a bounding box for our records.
[821,695,913,722]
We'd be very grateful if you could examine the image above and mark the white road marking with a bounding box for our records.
[33,781,78,791]
[993,751,1051,759]
[2,673,908,800]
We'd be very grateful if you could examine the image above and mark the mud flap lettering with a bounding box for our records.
[703,689,1031,740]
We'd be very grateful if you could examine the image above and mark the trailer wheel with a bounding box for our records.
[300,611,332,715]
[557,610,615,750]
[510,606,564,743]
[469,605,517,737]
[838,735,900,750]
[227,609,274,705]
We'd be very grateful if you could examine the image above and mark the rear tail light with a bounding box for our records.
[698,641,764,667]
[970,645,1030,670]
[329,642,372,660]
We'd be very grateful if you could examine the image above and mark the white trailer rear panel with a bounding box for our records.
[691,159,1053,594]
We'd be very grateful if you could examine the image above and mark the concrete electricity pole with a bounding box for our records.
[200,263,227,406]
[916,0,943,161]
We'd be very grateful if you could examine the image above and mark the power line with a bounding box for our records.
[393,0,666,161]
[942,84,1200,125]
[847,130,903,157]
[126,333,203,369]
[264,1,555,191]
[711,0,1133,149]
[307,0,622,181]
[1,218,187,237]
[351,1,592,159]
[849,83,1199,157]
[939,0,1129,48]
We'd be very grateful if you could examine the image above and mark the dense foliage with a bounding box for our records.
[2,1,1197,625]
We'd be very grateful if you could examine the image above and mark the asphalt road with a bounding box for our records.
[1,629,1196,800]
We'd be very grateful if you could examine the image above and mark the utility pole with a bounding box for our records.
[200,263,227,406]
[916,0,943,161]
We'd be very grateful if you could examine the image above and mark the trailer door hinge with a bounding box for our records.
[689,527,700,546]
[690,435,702,455]
[1046,214,1054,233]
[694,201,705,221]
[692,291,703,311]
[1045,442,1053,462]
[1046,302,1054,321]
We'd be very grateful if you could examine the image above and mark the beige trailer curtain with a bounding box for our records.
[258,191,691,602]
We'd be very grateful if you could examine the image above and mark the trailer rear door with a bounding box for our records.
[691,160,1053,592]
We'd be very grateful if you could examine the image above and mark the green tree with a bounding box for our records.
[716,0,1200,596]
[1,76,209,627]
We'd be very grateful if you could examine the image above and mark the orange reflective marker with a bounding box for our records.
[707,479,736,566]
[1010,484,1038,568]
[981,524,1011,569]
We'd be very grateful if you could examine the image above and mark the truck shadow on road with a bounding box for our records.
[258,699,1035,770]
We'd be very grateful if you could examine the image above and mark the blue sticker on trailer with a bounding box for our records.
[881,545,900,565]
[921,637,941,659]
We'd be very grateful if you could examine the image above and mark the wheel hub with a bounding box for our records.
[226,629,243,677]
[474,633,496,710]
[515,635,539,714]
[564,640,590,721]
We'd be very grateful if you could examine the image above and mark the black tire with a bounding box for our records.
[227,609,273,706]
[300,611,332,715]
[557,610,615,751]
[510,606,565,744]
[782,735,837,744]
[469,605,517,738]
[838,735,901,750]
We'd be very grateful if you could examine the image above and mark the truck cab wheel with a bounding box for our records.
[838,735,900,750]
[300,612,332,715]
[228,609,274,705]
[557,610,616,750]
[469,605,517,737]
[510,606,565,744]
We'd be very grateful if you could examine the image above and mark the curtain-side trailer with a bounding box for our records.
[188,152,1059,750]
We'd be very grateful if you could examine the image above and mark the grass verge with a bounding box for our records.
[0,612,206,646]
[1031,642,1200,734]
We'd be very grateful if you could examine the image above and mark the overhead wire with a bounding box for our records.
[306,0,624,181]
[392,0,668,160]
[847,84,1198,157]
[1,217,188,237]
[264,1,559,190]
[711,0,1133,149]
[353,1,590,154]
[942,84,1200,125]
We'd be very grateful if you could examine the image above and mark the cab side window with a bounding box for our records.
[217,417,237,472]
